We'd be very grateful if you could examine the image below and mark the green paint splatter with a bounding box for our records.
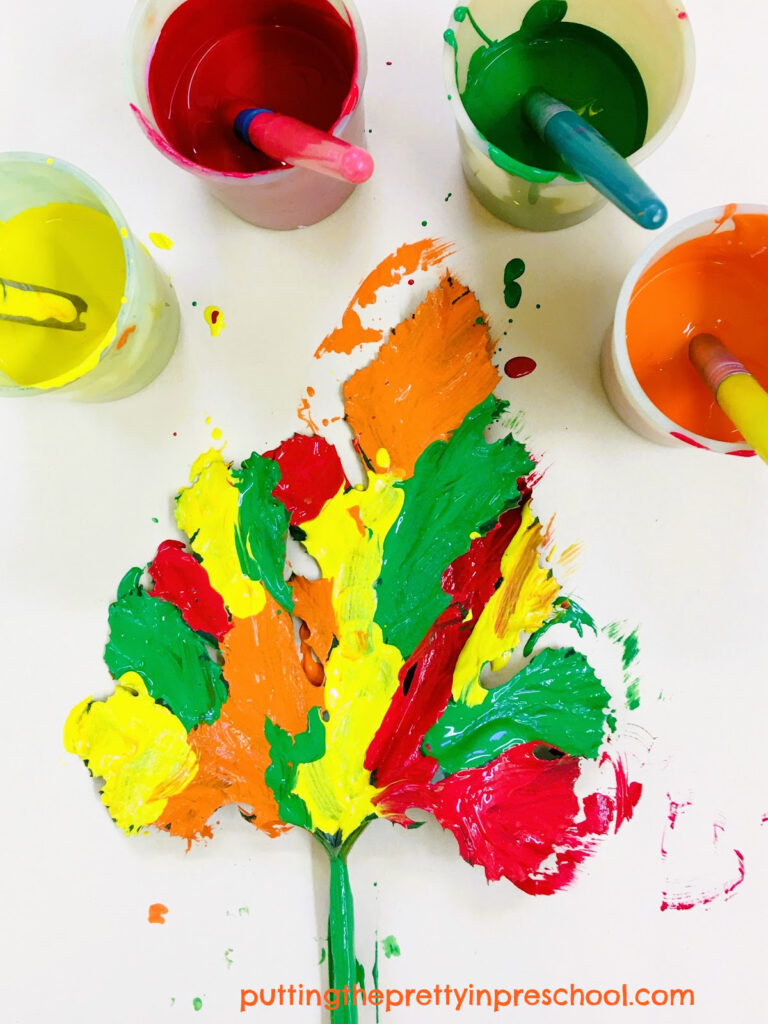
[475,316,484,325]
[523,595,596,657]
[372,937,380,1023]
[265,707,326,828]
[233,453,294,612]
[621,629,640,671]
[625,679,641,711]
[238,907,249,916]
[151,517,158,524]
[192,301,197,307]
[104,567,227,731]
[319,946,327,965]
[421,220,428,227]
[193,997,203,1011]
[603,622,641,709]
[382,935,401,958]
[444,192,452,201]
[426,647,612,773]
[375,397,534,658]
[224,948,234,967]
[503,258,526,309]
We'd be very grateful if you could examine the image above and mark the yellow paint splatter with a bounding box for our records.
[211,427,223,441]
[452,504,561,706]
[63,673,198,833]
[204,305,225,337]
[176,449,266,619]
[295,470,405,837]
[149,231,174,250]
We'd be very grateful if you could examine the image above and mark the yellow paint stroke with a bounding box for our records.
[176,448,266,618]
[204,305,225,337]
[294,470,405,837]
[63,672,198,833]
[452,504,561,706]
[149,232,174,250]
[0,203,124,388]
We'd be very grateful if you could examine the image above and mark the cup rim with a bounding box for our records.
[0,151,137,391]
[612,202,768,455]
[442,0,696,186]
[125,0,368,181]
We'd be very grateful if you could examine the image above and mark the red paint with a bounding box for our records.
[148,903,168,924]
[600,752,642,832]
[149,539,231,640]
[677,10,688,18]
[264,434,348,525]
[244,110,373,183]
[727,449,756,458]
[147,0,358,173]
[504,356,537,379]
[211,310,220,325]
[670,431,708,449]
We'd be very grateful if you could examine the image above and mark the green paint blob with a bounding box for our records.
[625,678,641,711]
[523,595,596,657]
[104,567,227,731]
[327,855,358,1024]
[238,906,249,916]
[233,453,294,612]
[265,707,326,829]
[459,0,648,179]
[503,258,526,309]
[621,629,640,671]
[382,935,401,958]
[151,516,158,524]
[193,997,203,1011]
[376,397,534,658]
[319,946,327,965]
[426,647,613,774]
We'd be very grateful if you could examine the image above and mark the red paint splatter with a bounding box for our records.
[148,903,168,924]
[149,539,231,640]
[670,431,709,450]
[727,449,756,458]
[600,752,642,832]
[677,10,688,18]
[264,434,348,525]
[211,309,219,325]
[116,324,137,351]
[407,279,414,286]
[504,356,537,379]
[386,60,392,66]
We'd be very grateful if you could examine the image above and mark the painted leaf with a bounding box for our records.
[265,706,327,829]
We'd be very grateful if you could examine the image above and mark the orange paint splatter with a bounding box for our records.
[343,273,500,477]
[157,594,324,842]
[148,903,168,924]
[116,324,137,351]
[314,238,455,358]
[297,391,321,433]
[292,576,337,665]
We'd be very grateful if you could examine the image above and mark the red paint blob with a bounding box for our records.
[727,449,757,458]
[670,431,708,450]
[264,433,348,525]
[147,0,357,173]
[504,356,537,379]
[149,539,232,640]
[211,309,220,325]
[677,10,688,18]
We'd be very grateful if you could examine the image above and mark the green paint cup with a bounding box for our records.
[443,0,695,231]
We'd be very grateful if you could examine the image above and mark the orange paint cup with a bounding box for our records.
[601,204,768,457]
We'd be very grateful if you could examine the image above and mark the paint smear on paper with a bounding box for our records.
[193,996,203,1011]
[148,903,168,924]
[204,306,225,337]
[149,232,174,250]
[382,935,400,958]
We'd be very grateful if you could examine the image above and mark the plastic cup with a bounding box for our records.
[126,0,369,230]
[443,0,695,231]
[0,153,179,401]
[601,204,768,457]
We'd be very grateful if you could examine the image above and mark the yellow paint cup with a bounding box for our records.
[0,153,180,400]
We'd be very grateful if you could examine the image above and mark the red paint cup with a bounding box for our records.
[126,0,368,229]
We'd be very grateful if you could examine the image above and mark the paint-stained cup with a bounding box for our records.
[0,153,179,401]
[443,0,695,231]
[127,0,369,230]
[602,204,768,457]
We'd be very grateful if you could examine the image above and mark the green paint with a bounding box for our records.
[523,595,596,657]
[503,258,526,309]
[421,220,428,227]
[475,316,484,325]
[265,707,326,829]
[193,997,203,1011]
[104,567,227,731]
[456,0,648,180]
[621,629,640,671]
[444,192,452,201]
[319,946,327,965]
[327,854,358,1024]
[224,948,234,967]
[425,647,613,774]
[376,397,534,658]
[238,906,249,916]
[372,937,380,1024]
[625,678,641,711]
[382,935,401,958]
[151,516,158,523]
[603,621,641,707]
[233,453,294,612]
[192,301,198,307]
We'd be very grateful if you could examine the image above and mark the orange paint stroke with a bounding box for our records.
[292,576,337,665]
[157,593,323,842]
[343,273,500,478]
[148,903,168,924]
[116,324,137,351]
[297,391,321,434]
[314,238,455,358]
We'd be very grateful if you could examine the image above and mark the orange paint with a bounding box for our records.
[148,902,168,924]
[314,238,455,357]
[297,391,321,433]
[292,576,338,665]
[116,324,137,351]
[626,213,768,442]
[157,593,324,842]
[343,273,501,477]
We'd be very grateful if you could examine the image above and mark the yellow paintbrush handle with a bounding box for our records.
[718,373,768,464]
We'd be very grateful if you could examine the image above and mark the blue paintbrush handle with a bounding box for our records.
[523,89,667,230]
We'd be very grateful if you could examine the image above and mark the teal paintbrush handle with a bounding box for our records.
[523,89,667,230]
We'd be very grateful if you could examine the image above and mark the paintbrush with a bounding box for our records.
[522,88,667,230]
[234,108,374,184]
[689,333,768,463]
[0,277,87,331]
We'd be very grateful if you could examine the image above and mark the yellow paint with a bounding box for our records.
[0,282,81,326]
[204,305,225,337]
[149,231,174,250]
[375,447,391,470]
[0,203,125,388]
[718,373,768,463]
[452,504,561,706]
[63,673,198,833]
[176,448,267,618]
[120,226,129,238]
[211,427,223,441]
[294,470,405,837]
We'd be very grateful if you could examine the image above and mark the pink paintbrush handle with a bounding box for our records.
[235,109,374,184]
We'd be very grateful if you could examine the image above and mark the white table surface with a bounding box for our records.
[1,0,767,1021]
